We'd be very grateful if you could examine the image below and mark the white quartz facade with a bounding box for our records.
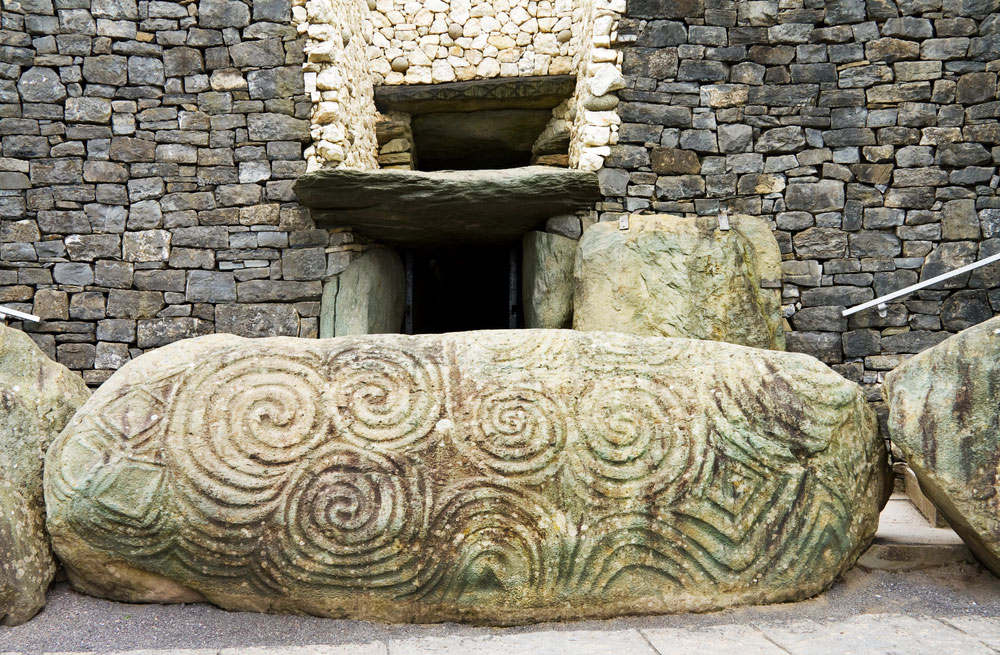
[299,0,623,171]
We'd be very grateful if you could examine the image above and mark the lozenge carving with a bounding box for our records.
[46,330,888,624]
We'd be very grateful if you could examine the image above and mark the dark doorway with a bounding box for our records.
[406,244,521,334]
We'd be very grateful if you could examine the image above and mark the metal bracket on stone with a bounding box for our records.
[877,302,888,318]
[618,215,630,230]
[718,213,730,231]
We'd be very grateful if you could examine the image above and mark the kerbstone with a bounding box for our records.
[46,330,886,624]
[885,316,1000,576]
[574,214,784,350]
[0,325,89,626]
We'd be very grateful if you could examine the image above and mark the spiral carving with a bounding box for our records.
[571,377,694,502]
[267,445,430,590]
[165,351,329,528]
[456,385,567,482]
[327,346,442,450]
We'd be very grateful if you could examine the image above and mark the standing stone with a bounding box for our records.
[46,330,886,624]
[884,316,1000,576]
[320,249,404,337]
[574,214,785,350]
[0,325,90,625]
[522,231,576,329]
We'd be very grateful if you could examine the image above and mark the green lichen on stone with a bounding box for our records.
[884,316,1000,575]
[0,325,90,625]
[573,214,785,350]
[48,330,884,625]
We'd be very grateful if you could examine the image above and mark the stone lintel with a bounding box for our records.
[293,166,600,248]
[373,75,577,115]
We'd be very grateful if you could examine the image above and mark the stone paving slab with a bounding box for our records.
[761,614,998,654]
[7,615,1000,655]
[4,561,1000,655]
[642,625,787,654]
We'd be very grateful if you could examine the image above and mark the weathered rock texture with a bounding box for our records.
[0,325,90,625]
[319,248,405,337]
[294,166,601,247]
[884,316,1000,575]
[522,231,576,329]
[47,330,886,624]
[574,214,785,349]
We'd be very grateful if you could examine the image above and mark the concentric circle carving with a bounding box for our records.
[571,377,694,502]
[456,385,567,483]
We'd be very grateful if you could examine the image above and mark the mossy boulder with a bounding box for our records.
[884,316,1000,575]
[0,325,90,625]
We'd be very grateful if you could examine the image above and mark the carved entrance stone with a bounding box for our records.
[46,330,887,624]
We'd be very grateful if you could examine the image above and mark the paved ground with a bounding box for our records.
[4,497,1000,654]
[3,562,1000,654]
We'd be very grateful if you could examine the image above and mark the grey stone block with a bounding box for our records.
[52,263,94,286]
[785,180,845,212]
[128,56,166,86]
[281,247,327,281]
[136,317,213,348]
[216,303,299,337]
[106,289,164,319]
[199,0,250,28]
[785,331,842,363]
[185,270,236,302]
[16,67,66,103]
[237,280,322,302]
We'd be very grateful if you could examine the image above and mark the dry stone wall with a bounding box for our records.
[298,0,379,170]
[299,0,627,170]
[2,0,1000,394]
[601,0,1000,398]
[0,0,359,386]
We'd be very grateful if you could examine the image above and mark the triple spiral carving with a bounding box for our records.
[47,332,870,617]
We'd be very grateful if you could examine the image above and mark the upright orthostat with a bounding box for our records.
[46,330,888,624]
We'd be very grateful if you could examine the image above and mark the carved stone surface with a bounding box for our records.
[0,325,90,626]
[47,330,886,625]
[574,214,785,350]
[293,166,601,248]
[884,316,1000,575]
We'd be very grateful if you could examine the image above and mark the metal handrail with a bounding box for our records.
[842,251,1000,317]
[0,305,40,323]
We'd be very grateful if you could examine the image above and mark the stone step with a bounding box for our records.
[858,494,975,571]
